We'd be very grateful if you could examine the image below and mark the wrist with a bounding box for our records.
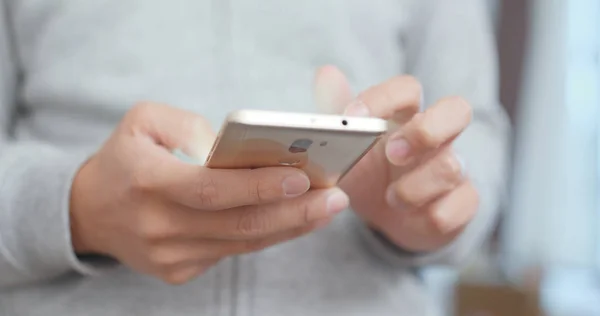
[368,225,423,256]
[69,157,102,255]
[368,219,431,253]
[376,220,459,253]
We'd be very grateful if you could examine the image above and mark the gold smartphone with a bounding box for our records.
[205,110,387,188]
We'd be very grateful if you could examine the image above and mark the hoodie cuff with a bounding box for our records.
[0,145,117,287]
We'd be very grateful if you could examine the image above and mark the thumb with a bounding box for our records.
[313,65,354,114]
[129,102,216,162]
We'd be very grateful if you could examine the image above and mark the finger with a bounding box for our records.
[386,96,472,165]
[344,76,422,123]
[393,181,479,251]
[424,181,479,234]
[125,102,216,160]
[169,188,348,240]
[149,162,312,210]
[197,217,332,258]
[386,147,464,208]
[148,218,331,267]
[313,65,354,114]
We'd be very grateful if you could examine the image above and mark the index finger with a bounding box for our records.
[344,76,422,124]
[386,96,472,165]
[125,102,216,160]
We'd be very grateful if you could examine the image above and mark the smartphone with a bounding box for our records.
[205,110,387,188]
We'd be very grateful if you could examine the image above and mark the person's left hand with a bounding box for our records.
[314,66,479,252]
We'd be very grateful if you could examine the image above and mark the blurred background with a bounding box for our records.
[424,0,600,315]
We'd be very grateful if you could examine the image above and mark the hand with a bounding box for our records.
[70,102,349,284]
[315,67,478,252]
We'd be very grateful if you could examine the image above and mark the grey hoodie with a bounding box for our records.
[0,0,509,315]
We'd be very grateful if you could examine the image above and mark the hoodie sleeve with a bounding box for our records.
[356,0,511,267]
[0,2,112,289]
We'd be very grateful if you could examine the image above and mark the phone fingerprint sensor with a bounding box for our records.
[278,158,301,166]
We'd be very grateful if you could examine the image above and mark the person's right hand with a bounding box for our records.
[69,102,349,284]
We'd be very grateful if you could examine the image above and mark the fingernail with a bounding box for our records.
[282,174,310,197]
[386,137,411,163]
[343,100,370,117]
[326,189,349,215]
[385,186,406,209]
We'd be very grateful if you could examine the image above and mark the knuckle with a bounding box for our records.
[129,165,155,192]
[431,152,463,183]
[394,181,414,207]
[412,115,439,147]
[137,211,173,242]
[247,171,278,203]
[121,102,162,138]
[236,209,270,237]
[428,206,454,234]
[127,153,169,194]
[295,199,315,225]
[193,173,220,208]
[148,246,182,267]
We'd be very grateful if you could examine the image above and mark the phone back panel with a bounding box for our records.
[205,122,383,188]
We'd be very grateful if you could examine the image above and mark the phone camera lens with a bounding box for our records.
[289,138,313,153]
[342,120,348,126]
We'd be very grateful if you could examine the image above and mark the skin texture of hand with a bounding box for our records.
[70,103,349,284]
[314,66,479,253]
